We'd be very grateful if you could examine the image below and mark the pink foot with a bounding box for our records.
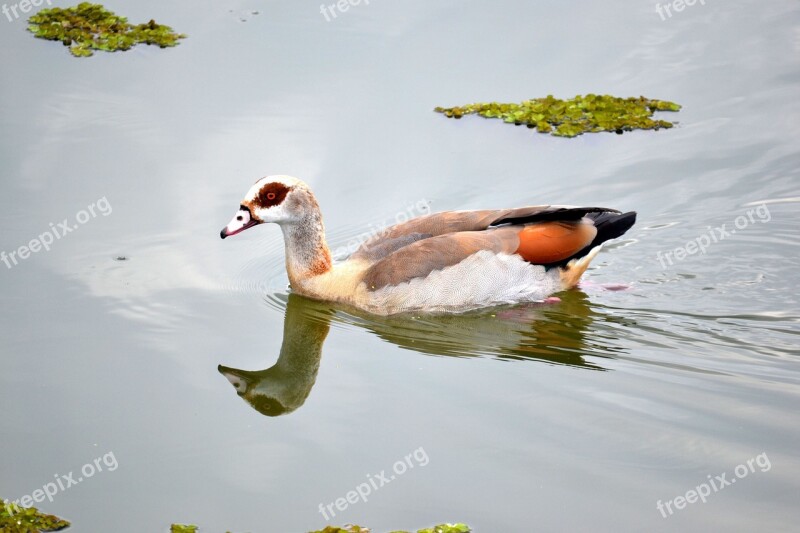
[579,281,632,292]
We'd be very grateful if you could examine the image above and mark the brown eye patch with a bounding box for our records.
[253,182,291,209]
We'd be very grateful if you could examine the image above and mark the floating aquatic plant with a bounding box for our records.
[170,525,199,533]
[309,527,371,533]
[165,523,469,533]
[0,499,70,532]
[435,95,681,137]
[1,497,468,533]
[309,524,470,533]
[416,524,471,533]
[27,2,186,57]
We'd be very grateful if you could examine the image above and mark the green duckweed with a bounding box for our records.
[309,526,371,533]
[27,2,186,57]
[415,524,471,533]
[0,499,70,532]
[435,94,681,137]
[309,524,470,533]
[167,524,470,533]
[170,525,199,533]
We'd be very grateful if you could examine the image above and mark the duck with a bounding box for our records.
[220,175,636,315]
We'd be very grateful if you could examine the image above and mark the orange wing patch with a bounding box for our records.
[515,222,597,264]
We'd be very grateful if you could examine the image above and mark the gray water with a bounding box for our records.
[1,0,799,531]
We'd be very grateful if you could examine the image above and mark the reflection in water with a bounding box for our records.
[219,296,331,417]
[346,289,611,367]
[220,290,626,417]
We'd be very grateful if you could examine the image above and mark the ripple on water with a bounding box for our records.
[742,196,800,207]
[225,251,290,297]
[258,287,631,370]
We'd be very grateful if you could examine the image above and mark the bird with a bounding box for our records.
[220,175,636,315]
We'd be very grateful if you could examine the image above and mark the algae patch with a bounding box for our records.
[309,524,470,533]
[27,2,186,57]
[435,95,681,137]
[416,525,470,533]
[0,499,70,532]
[170,525,199,533]
[308,527,371,533]
[167,524,469,533]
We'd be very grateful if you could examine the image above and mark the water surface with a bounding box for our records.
[1,0,799,531]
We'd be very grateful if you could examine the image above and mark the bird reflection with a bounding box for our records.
[219,295,331,417]
[219,290,620,417]
[352,290,608,367]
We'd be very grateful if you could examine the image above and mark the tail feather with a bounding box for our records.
[559,246,602,289]
[556,210,636,288]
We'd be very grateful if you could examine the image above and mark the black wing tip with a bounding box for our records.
[543,209,637,269]
[491,206,625,227]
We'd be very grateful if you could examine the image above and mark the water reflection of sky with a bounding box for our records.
[1,0,799,531]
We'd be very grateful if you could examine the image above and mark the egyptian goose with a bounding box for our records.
[220,176,636,315]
